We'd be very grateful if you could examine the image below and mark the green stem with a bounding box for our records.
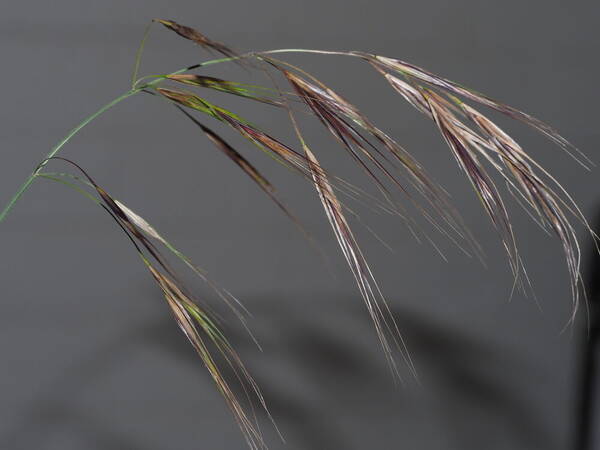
[132,49,358,88]
[131,21,154,89]
[36,174,102,206]
[0,89,140,223]
[0,48,359,224]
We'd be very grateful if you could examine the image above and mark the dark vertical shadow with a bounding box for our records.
[574,209,600,450]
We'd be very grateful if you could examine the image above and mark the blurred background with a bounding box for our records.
[1,1,599,449]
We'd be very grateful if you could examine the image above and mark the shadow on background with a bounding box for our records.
[0,292,561,450]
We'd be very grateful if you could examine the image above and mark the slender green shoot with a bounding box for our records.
[131,21,154,88]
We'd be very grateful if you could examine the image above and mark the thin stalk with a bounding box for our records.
[133,49,359,88]
[0,89,138,223]
[36,174,101,206]
[200,48,354,66]
[131,21,154,88]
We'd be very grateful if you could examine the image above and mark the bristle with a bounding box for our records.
[155,19,239,60]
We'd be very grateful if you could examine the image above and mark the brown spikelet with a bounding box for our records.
[156,87,199,109]
[176,105,275,192]
[424,90,521,281]
[146,265,269,450]
[166,74,283,106]
[220,114,311,176]
[457,100,588,313]
[172,104,311,234]
[155,19,238,60]
[302,141,415,380]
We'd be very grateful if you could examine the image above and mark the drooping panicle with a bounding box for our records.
[40,158,271,450]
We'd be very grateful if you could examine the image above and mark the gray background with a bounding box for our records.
[1,1,599,449]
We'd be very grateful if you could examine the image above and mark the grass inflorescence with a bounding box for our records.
[1,19,596,448]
